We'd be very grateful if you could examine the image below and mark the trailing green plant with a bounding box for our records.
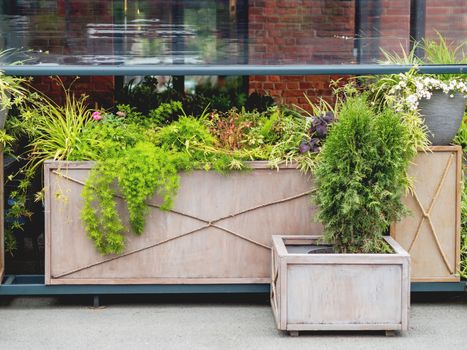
[314,94,416,253]
[81,142,183,254]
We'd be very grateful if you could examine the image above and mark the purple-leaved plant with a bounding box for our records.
[299,111,335,154]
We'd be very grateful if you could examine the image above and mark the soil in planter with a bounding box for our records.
[286,244,334,254]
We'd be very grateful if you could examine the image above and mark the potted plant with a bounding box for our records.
[271,94,412,335]
[372,34,466,145]
[366,36,465,282]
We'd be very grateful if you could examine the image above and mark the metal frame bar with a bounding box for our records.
[410,0,426,58]
[0,64,465,76]
[0,275,464,295]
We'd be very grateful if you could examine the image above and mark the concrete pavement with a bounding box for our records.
[0,294,466,350]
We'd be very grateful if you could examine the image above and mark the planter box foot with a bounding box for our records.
[92,295,100,308]
[288,331,299,337]
[385,330,397,337]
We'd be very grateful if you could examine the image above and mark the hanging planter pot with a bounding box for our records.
[419,90,466,145]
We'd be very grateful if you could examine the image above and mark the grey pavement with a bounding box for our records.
[0,294,466,350]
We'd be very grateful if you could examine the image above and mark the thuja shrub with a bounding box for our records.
[314,95,416,253]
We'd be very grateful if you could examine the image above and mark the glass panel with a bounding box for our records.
[0,0,465,66]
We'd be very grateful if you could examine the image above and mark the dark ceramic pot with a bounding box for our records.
[419,90,466,145]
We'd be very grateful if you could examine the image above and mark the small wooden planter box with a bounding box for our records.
[271,235,410,335]
[44,161,322,285]
[391,146,461,282]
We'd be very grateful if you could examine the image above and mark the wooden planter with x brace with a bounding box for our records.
[44,161,322,285]
[391,146,462,282]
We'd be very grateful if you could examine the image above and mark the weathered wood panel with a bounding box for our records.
[0,148,4,282]
[45,161,322,285]
[391,146,461,282]
[271,235,410,333]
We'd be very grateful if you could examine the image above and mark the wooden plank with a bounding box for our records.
[279,256,288,330]
[44,160,303,171]
[401,259,410,331]
[286,264,403,325]
[287,323,402,331]
[283,255,408,265]
[0,147,3,283]
[270,248,281,329]
[271,236,288,257]
[455,146,461,277]
[48,277,271,285]
[44,162,52,285]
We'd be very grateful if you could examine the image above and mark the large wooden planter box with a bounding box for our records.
[271,235,410,335]
[44,161,322,285]
[391,146,461,282]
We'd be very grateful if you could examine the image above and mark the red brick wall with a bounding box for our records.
[378,0,411,56]
[425,0,467,43]
[30,1,115,107]
[248,0,356,109]
[31,76,115,108]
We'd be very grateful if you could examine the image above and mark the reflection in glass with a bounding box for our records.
[0,0,465,66]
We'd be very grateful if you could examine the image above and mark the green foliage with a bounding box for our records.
[81,142,183,254]
[8,81,93,171]
[380,43,422,65]
[366,68,430,158]
[4,81,93,245]
[380,32,465,66]
[147,101,184,126]
[4,229,17,256]
[423,32,466,66]
[81,158,126,254]
[71,116,146,161]
[155,115,216,152]
[118,143,180,234]
[453,114,467,152]
[0,64,30,112]
[314,95,416,253]
[115,76,274,120]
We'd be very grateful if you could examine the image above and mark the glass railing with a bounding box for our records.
[0,0,465,74]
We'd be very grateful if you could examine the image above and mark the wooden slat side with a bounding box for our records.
[44,162,52,285]
[0,147,4,283]
[280,256,288,330]
[49,277,271,285]
[287,323,402,331]
[455,147,461,277]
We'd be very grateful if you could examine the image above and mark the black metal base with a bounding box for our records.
[0,275,464,296]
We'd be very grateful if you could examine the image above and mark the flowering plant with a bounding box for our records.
[385,69,467,113]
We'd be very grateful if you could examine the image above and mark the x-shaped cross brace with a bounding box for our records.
[407,153,454,275]
[51,170,313,279]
